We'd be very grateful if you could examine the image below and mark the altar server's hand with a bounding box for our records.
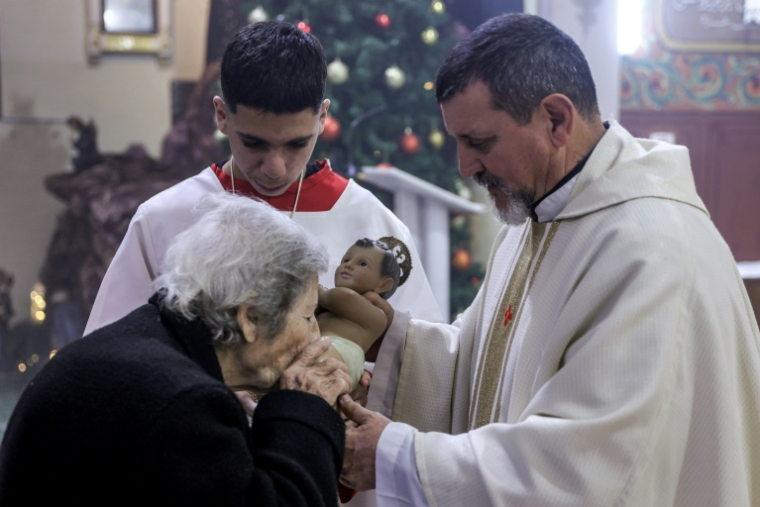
[339,394,391,491]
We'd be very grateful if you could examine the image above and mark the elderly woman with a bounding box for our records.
[0,193,352,506]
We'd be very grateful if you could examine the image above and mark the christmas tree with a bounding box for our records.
[240,1,452,184]
[222,1,484,320]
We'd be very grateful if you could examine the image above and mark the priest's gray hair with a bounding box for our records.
[154,192,328,347]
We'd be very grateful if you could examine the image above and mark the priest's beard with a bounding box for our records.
[474,172,533,225]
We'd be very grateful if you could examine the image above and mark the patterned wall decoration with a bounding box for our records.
[621,0,760,111]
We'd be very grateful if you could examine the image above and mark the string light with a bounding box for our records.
[30,283,47,323]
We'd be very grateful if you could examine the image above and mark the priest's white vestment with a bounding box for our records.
[369,121,760,506]
[84,164,441,335]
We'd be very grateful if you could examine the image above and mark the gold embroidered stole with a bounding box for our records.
[470,221,560,429]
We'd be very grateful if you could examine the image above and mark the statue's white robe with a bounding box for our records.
[369,121,760,506]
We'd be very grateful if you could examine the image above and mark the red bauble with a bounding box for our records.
[320,116,341,143]
[375,13,391,29]
[399,132,420,155]
[297,21,311,33]
[452,248,472,271]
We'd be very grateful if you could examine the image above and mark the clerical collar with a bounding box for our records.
[532,122,609,222]
[532,152,589,222]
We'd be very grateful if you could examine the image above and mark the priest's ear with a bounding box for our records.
[539,93,574,148]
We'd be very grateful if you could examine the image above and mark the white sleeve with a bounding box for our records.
[376,422,429,507]
[83,206,158,335]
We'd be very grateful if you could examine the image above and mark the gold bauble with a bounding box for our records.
[428,129,445,149]
[431,0,445,14]
[384,65,406,89]
[327,58,349,84]
[247,7,268,23]
[421,26,439,45]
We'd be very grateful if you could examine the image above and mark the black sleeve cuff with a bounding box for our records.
[252,390,345,473]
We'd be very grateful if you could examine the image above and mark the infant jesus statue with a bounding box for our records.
[317,238,399,388]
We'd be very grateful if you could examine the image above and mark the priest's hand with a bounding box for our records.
[339,394,391,491]
[347,370,372,408]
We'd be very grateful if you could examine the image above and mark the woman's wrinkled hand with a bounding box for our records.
[280,336,353,406]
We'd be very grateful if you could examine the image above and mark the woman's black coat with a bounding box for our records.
[0,297,345,506]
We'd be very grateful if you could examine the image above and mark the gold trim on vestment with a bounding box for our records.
[493,221,560,419]
[470,221,560,429]
[469,224,534,428]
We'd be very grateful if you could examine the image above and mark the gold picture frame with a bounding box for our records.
[655,0,760,53]
[86,0,172,64]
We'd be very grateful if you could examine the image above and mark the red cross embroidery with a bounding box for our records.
[503,304,513,326]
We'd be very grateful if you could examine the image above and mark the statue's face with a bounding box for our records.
[334,245,388,295]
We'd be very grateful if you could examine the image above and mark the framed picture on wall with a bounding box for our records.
[655,0,760,52]
[101,0,157,34]
[86,0,172,64]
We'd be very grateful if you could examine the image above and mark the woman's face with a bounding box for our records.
[241,274,321,391]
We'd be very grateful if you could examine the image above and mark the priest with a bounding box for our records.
[341,13,760,507]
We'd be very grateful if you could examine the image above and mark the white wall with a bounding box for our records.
[1,1,174,156]
[0,0,209,325]
[537,0,620,122]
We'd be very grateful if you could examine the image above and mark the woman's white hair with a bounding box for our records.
[154,192,328,347]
